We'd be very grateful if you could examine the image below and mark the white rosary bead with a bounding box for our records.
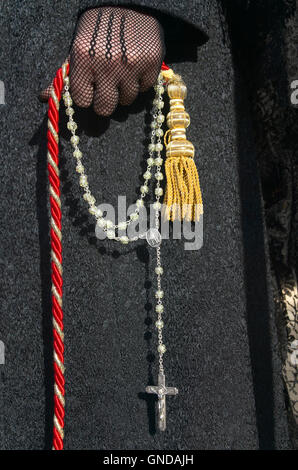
[155,320,164,329]
[155,172,163,181]
[76,163,84,173]
[148,143,155,152]
[155,266,163,275]
[67,121,77,132]
[143,171,152,180]
[79,175,88,187]
[157,101,164,109]
[106,220,114,229]
[155,129,164,137]
[156,304,164,314]
[157,344,166,354]
[66,107,74,116]
[73,149,82,159]
[83,193,95,205]
[150,121,158,129]
[97,218,106,228]
[71,135,79,147]
[140,185,149,194]
[147,157,155,166]
[89,206,100,217]
[156,115,165,124]
[130,213,139,221]
[120,236,129,244]
[64,97,73,107]
[155,187,163,197]
[153,201,161,210]
[155,290,164,299]
[118,221,127,231]
[107,230,115,239]
[136,199,144,208]
[155,143,163,152]
[155,157,163,166]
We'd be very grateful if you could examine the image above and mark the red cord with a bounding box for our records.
[47,63,69,450]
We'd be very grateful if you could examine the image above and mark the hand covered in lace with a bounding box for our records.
[40,7,165,116]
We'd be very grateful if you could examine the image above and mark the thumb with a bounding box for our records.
[39,56,70,102]
[39,82,53,102]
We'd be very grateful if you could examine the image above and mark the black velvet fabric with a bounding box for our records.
[0,0,290,449]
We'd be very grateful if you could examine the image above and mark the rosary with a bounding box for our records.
[47,60,203,449]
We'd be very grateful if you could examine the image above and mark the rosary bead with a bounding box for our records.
[141,185,149,194]
[155,266,163,275]
[90,207,103,218]
[106,220,114,229]
[83,193,95,204]
[155,187,163,197]
[76,163,84,173]
[151,121,157,129]
[107,230,115,239]
[155,172,163,181]
[136,199,144,208]
[155,143,163,152]
[66,107,74,116]
[155,320,164,329]
[71,135,79,147]
[130,213,139,221]
[158,344,166,354]
[73,149,82,159]
[118,221,127,231]
[67,121,77,132]
[153,201,161,210]
[97,218,106,228]
[157,85,165,94]
[79,175,87,187]
[156,115,165,124]
[155,157,163,166]
[147,157,154,166]
[148,143,155,152]
[143,171,152,180]
[64,97,73,107]
[155,129,164,137]
[120,236,129,244]
[157,101,164,109]
[156,304,164,314]
[155,290,164,299]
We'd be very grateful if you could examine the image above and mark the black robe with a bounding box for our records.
[0,0,290,449]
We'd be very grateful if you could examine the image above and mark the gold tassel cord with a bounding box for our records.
[161,70,204,222]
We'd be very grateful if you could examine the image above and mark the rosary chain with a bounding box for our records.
[62,70,167,373]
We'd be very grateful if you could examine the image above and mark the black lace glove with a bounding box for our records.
[40,7,165,116]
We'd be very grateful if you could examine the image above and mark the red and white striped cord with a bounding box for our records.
[47,61,69,450]
[47,60,168,450]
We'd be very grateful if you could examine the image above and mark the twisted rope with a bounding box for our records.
[47,62,69,450]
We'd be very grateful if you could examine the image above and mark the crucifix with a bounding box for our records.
[145,371,178,431]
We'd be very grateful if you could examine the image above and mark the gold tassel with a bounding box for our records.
[161,71,203,222]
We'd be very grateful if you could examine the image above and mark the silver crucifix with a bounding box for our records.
[145,372,178,431]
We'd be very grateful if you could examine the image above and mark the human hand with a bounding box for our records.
[40,7,165,116]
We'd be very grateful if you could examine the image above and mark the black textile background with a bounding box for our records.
[0,0,295,449]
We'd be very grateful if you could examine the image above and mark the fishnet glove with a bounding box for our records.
[40,7,165,116]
